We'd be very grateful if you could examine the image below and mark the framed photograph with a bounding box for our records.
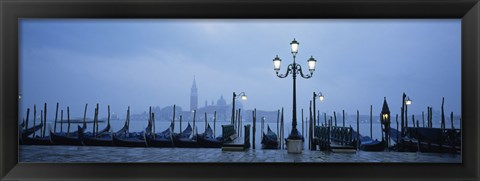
[1,0,479,180]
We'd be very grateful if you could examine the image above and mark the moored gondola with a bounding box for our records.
[22,104,53,145]
[80,104,113,146]
[112,106,148,147]
[50,106,85,146]
[261,125,279,149]
[197,124,222,148]
[80,123,112,146]
[50,125,85,145]
[20,122,44,145]
[172,123,198,148]
[21,123,43,139]
[145,121,175,147]
[359,139,385,151]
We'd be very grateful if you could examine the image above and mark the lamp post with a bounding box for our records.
[381,97,391,150]
[405,96,412,129]
[311,92,324,150]
[272,38,317,141]
[231,92,247,125]
[313,92,324,126]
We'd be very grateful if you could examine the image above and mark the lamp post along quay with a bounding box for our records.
[231,92,247,125]
[272,39,317,153]
[311,92,324,150]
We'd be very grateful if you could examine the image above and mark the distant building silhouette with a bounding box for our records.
[190,77,198,111]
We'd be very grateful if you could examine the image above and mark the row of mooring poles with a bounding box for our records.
[27,103,77,138]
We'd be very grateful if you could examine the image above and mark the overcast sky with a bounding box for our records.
[19,19,461,120]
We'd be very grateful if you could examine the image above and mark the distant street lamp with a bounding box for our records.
[272,38,317,141]
[231,92,247,125]
[311,91,324,150]
[405,96,412,128]
[312,91,324,127]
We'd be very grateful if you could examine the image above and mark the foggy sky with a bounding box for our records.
[19,19,461,120]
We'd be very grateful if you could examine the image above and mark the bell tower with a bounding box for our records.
[190,77,198,111]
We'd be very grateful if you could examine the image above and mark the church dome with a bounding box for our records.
[217,95,227,106]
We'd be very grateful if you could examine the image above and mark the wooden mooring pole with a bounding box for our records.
[441,97,445,129]
[82,103,87,131]
[370,105,373,139]
[334,111,337,127]
[40,110,43,137]
[396,114,399,144]
[92,105,96,136]
[179,115,182,133]
[252,109,256,149]
[302,108,304,142]
[152,112,156,139]
[204,112,207,132]
[324,112,327,126]
[317,110,320,127]
[193,109,197,135]
[356,110,360,151]
[33,104,36,137]
[412,115,415,128]
[237,109,241,136]
[95,104,99,136]
[43,103,47,137]
[213,111,216,137]
[309,101,314,150]
[276,109,279,140]
[281,107,284,149]
[67,106,71,136]
[25,108,30,134]
[422,111,425,128]
[450,112,454,129]
[60,110,63,133]
[343,110,346,127]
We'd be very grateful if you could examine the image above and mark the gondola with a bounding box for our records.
[112,132,147,147]
[402,127,461,153]
[80,105,113,146]
[80,123,112,146]
[197,124,222,148]
[145,122,175,147]
[22,123,53,145]
[20,122,44,145]
[359,139,385,152]
[172,123,198,148]
[261,125,279,149]
[112,109,149,147]
[50,125,85,146]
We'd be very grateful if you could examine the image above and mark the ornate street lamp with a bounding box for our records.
[381,97,391,149]
[231,92,247,125]
[272,38,317,141]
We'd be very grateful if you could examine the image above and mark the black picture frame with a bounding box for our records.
[1,0,478,180]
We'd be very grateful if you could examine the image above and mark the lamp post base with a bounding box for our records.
[287,139,303,153]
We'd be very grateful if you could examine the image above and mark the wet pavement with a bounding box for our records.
[19,145,461,163]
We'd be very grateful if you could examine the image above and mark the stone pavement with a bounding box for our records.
[19,145,461,163]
